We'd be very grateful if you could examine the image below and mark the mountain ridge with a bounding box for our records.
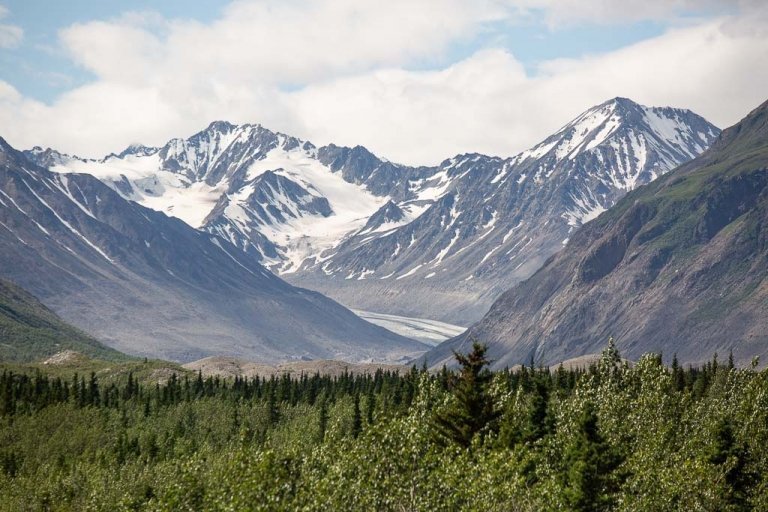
[425,98,768,368]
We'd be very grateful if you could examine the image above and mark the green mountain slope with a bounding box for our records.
[428,98,768,368]
[0,278,127,362]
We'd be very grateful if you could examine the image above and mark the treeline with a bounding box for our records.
[0,343,766,511]
[0,367,418,418]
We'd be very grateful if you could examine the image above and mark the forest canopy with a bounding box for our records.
[0,344,765,511]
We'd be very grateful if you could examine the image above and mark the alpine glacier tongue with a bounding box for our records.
[26,97,720,325]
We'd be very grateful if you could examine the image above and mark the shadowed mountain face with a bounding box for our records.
[27,98,719,325]
[0,138,425,363]
[427,98,768,369]
[0,277,124,362]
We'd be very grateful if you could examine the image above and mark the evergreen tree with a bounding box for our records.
[709,417,754,511]
[523,379,551,444]
[562,402,623,511]
[318,397,328,443]
[351,392,362,438]
[267,384,279,425]
[432,342,499,448]
[671,353,685,392]
[123,372,135,400]
[365,385,375,425]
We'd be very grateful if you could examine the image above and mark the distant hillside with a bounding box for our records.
[0,278,126,362]
[428,98,768,369]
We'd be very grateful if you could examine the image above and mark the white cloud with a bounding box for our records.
[0,0,766,165]
[289,50,533,162]
[286,15,768,163]
[61,1,507,86]
[0,5,23,48]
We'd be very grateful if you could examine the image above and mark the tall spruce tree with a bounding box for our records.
[365,385,375,425]
[432,342,499,448]
[524,378,551,443]
[351,392,362,439]
[709,417,754,511]
[562,402,623,511]
[318,397,328,443]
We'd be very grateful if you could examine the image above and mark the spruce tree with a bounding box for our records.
[352,392,362,438]
[671,353,685,392]
[365,385,375,425]
[318,397,328,443]
[267,384,279,426]
[432,342,499,448]
[709,417,754,511]
[524,379,551,443]
[562,402,623,511]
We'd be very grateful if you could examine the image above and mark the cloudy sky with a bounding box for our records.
[0,0,766,165]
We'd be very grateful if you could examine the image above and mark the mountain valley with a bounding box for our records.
[28,98,720,325]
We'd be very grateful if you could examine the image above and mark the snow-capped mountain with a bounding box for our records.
[1,137,424,363]
[287,98,720,323]
[26,98,719,325]
[426,97,768,369]
[34,122,433,271]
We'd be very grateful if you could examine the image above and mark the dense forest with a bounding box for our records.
[1,342,766,511]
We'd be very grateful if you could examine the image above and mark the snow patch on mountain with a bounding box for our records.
[238,146,386,272]
[51,153,225,227]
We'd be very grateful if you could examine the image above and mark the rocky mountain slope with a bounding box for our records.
[427,98,768,369]
[28,98,719,325]
[0,277,124,362]
[0,137,424,363]
[296,98,719,323]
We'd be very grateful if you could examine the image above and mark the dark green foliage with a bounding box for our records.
[562,402,624,511]
[708,417,755,511]
[432,342,499,448]
[352,391,362,438]
[365,384,375,425]
[266,381,279,425]
[318,397,328,442]
[671,353,685,391]
[2,341,768,510]
[524,378,552,443]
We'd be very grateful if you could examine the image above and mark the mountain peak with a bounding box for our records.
[603,96,640,109]
[205,120,238,133]
[357,199,406,235]
[431,96,768,368]
[21,98,721,329]
[518,97,718,167]
[113,143,159,159]
[0,136,14,154]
